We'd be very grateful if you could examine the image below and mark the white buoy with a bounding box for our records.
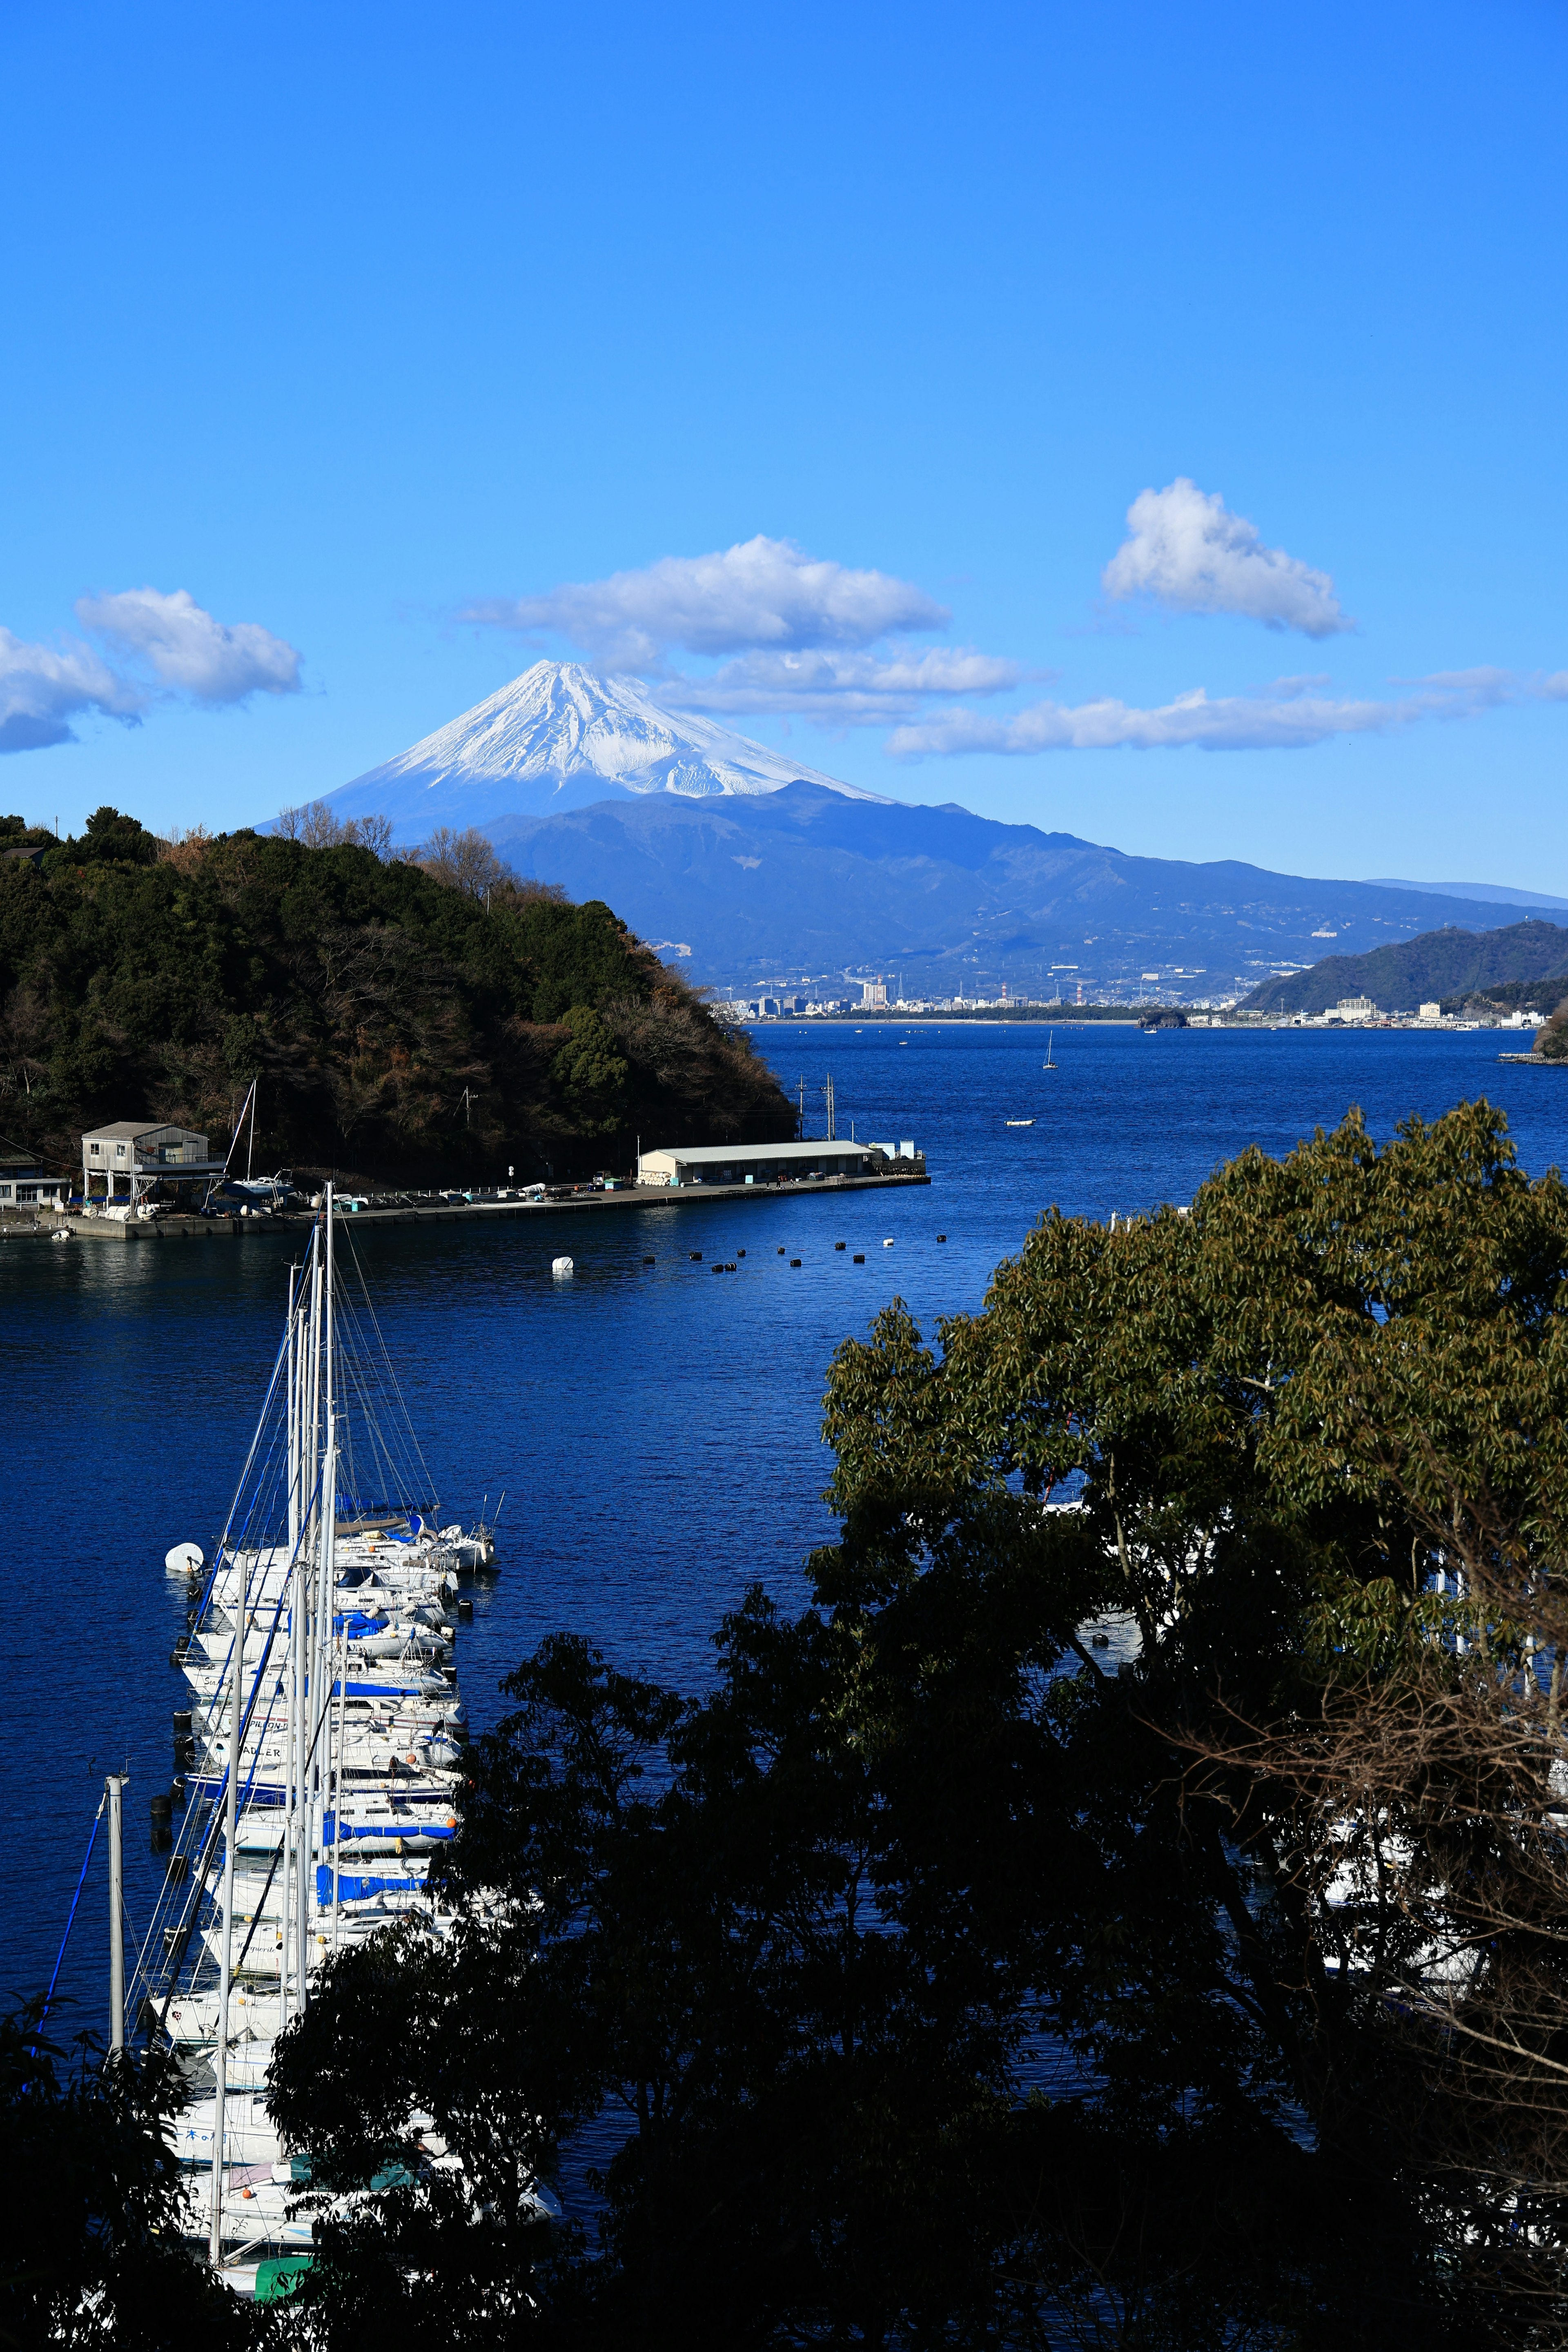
[165,1541,204,1576]
[551,1256,574,1280]
[882,1238,895,1247]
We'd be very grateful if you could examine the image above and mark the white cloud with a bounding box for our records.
[1102,478,1350,637]
[463,535,950,666]
[0,628,144,754]
[886,671,1542,757]
[76,587,301,703]
[660,646,1027,725]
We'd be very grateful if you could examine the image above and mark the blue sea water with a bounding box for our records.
[3,1022,1565,2025]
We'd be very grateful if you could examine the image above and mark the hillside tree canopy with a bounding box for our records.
[0,808,792,1180]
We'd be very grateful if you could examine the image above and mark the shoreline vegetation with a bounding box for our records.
[0,805,795,1184]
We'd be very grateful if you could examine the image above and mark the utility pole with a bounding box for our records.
[106,1774,125,2058]
[823,1074,835,1141]
[796,1074,806,1135]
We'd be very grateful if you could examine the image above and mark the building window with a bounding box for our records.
[17,1186,38,1203]
[89,1143,100,1158]
[115,1145,127,1160]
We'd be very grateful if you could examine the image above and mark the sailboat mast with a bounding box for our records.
[106,1774,125,2058]
[296,1236,324,2011]
[279,1261,300,2030]
[286,1263,299,1553]
[331,1619,345,1950]
[209,1498,248,2261]
[324,1187,339,1940]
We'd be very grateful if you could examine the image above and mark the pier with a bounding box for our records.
[0,1168,930,1244]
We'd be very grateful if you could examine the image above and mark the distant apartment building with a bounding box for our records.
[860,979,888,1008]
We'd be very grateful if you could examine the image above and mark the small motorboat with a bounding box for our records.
[1005,1118,1034,1128]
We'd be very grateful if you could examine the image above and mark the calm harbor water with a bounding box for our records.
[4,1022,1565,2021]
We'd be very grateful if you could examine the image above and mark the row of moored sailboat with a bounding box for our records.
[118,1186,554,2299]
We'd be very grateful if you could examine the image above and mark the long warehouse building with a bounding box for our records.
[638,1140,918,1188]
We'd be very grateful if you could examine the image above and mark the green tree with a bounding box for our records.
[548,1004,629,1137]
[46,805,162,869]
[269,1102,1567,2346]
[0,2002,256,2348]
[1536,995,1568,1060]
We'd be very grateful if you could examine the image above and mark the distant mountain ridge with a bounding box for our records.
[1238,921,1568,1016]
[322,661,882,830]
[1367,878,1568,913]
[480,784,1568,995]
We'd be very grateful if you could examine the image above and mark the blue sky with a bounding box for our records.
[2,0,1564,887]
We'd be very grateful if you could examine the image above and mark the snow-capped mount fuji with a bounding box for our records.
[323,661,884,835]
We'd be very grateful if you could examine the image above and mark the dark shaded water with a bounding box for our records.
[4,1022,1564,2025]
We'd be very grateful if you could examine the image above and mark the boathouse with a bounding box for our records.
[81,1120,226,1204]
[637,1139,919,1187]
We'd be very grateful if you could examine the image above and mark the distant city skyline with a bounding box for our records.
[2,1,1564,893]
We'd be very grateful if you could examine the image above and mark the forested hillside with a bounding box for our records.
[0,808,793,1181]
[1238,917,1568,1015]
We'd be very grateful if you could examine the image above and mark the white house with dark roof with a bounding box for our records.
[81,1121,226,1205]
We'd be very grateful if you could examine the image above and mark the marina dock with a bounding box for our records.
[0,1168,929,1244]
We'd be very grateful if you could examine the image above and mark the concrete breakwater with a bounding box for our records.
[0,1170,930,1244]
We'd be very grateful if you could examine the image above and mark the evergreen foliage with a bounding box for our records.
[0,807,792,1179]
[262,1098,1568,2348]
[0,2004,254,2347]
[1537,1001,1568,1061]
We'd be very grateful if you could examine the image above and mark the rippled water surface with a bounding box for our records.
[4,1022,1564,2018]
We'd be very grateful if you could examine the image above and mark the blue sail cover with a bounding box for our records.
[316,1864,426,1903]
[333,1675,440,1698]
[322,1811,457,1843]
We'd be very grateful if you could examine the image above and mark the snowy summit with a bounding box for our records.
[321,661,882,835]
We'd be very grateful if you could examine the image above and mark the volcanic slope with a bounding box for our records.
[324,662,884,831]
[478,784,1568,996]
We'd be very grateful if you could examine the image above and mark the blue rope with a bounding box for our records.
[39,1796,105,2031]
